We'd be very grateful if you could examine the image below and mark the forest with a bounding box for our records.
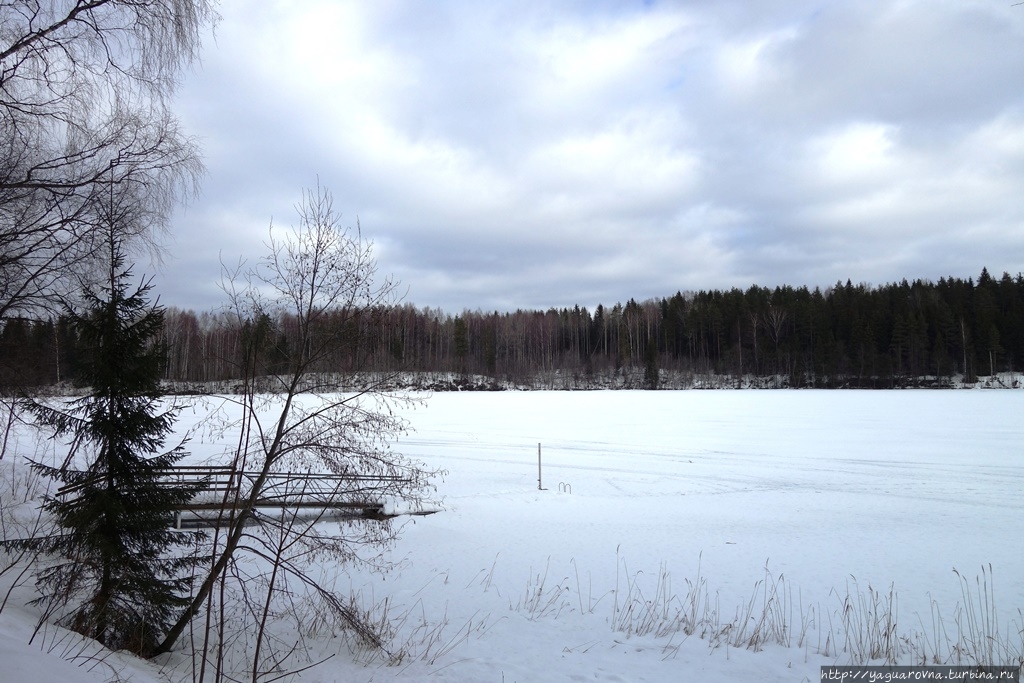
[2,268,1022,391]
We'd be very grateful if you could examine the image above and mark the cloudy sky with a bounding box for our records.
[157,0,1024,314]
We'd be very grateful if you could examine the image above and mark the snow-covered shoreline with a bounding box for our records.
[154,369,1024,395]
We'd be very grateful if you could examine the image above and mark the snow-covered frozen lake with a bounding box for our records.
[4,389,1022,682]
[344,390,1023,682]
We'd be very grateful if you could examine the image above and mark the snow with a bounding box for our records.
[2,390,1022,682]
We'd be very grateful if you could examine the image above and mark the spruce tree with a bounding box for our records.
[644,337,660,389]
[13,235,204,656]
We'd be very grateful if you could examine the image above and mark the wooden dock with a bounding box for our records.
[58,465,420,528]
[165,466,414,528]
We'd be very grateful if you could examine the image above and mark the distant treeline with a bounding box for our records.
[3,269,1023,390]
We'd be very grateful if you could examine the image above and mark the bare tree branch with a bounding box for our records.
[0,0,217,320]
[154,186,440,670]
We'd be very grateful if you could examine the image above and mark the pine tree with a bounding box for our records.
[11,235,204,656]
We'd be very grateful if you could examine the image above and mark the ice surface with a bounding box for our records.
[3,389,1022,682]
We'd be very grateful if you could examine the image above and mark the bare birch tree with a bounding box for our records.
[0,0,217,319]
[154,186,438,681]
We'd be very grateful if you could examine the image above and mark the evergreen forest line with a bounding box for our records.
[3,268,1023,390]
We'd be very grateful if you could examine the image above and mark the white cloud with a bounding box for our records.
[162,0,1024,313]
[523,113,699,217]
[714,27,798,98]
[526,9,695,111]
[806,122,901,186]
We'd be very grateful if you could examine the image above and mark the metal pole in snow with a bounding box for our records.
[537,442,542,490]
